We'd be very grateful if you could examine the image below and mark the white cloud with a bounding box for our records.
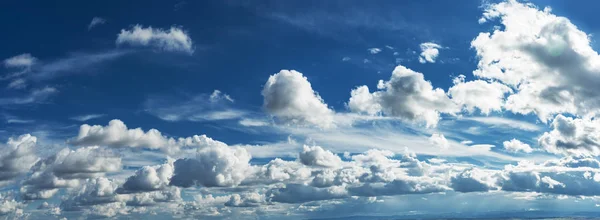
[0,134,38,181]
[348,65,458,127]
[21,146,121,200]
[88,17,106,30]
[503,139,534,153]
[7,79,26,90]
[0,194,24,216]
[461,116,541,131]
[429,133,449,149]
[473,0,600,121]
[262,69,335,128]
[116,25,194,54]
[121,161,174,192]
[448,75,512,114]
[145,91,245,122]
[70,114,106,122]
[539,114,600,156]
[0,87,58,105]
[170,144,252,187]
[418,42,442,63]
[238,118,269,127]
[68,119,172,150]
[209,90,234,103]
[368,48,382,54]
[299,145,342,168]
[3,54,36,68]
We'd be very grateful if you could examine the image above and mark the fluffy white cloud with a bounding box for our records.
[539,114,600,156]
[473,0,600,121]
[69,119,171,149]
[170,144,251,187]
[225,192,266,207]
[503,139,533,153]
[121,161,174,192]
[429,133,449,149]
[418,42,442,63]
[0,134,38,181]
[262,69,335,128]
[299,145,342,168]
[448,75,512,114]
[116,25,194,54]
[3,53,36,68]
[0,194,23,216]
[348,65,458,127]
[21,147,121,200]
[68,119,227,154]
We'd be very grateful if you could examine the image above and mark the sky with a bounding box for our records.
[4,0,600,219]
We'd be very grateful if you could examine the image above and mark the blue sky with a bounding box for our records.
[4,0,600,219]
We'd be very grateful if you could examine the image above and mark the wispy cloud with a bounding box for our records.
[3,53,37,68]
[0,87,58,105]
[70,114,106,122]
[30,50,128,80]
[88,17,106,30]
[145,90,247,122]
[461,117,541,132]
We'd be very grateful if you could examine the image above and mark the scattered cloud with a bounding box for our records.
[418,42,442,63]
[348,65,458,127]
[367,48,382,54]
[262,70,335,128]
[503,139,534,153]
[116,25,194,54]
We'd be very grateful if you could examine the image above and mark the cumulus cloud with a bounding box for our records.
[69,119,171,149]
[429,133,449,149]
[225,192,266,207]
[116,25,194,54]
[0,134,38,181]
[0,194,24,216]
[473,0,600,121]
[299,145,342,168]
[503,139,533,153]
[170,144,251,187]
[448,75,512,114]
[348,65,458,127]
[262,69,335,128]
[21,146,121,200]
[539,114,600,156]
[418,42,442,63]
[121,161,174,192]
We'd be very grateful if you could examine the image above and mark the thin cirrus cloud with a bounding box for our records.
[144,90,247,122]
[3,53,37,68]
[87,17,106,30]
[69,114,106,122]
[116,25,194,54]
[0,87,58,105]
